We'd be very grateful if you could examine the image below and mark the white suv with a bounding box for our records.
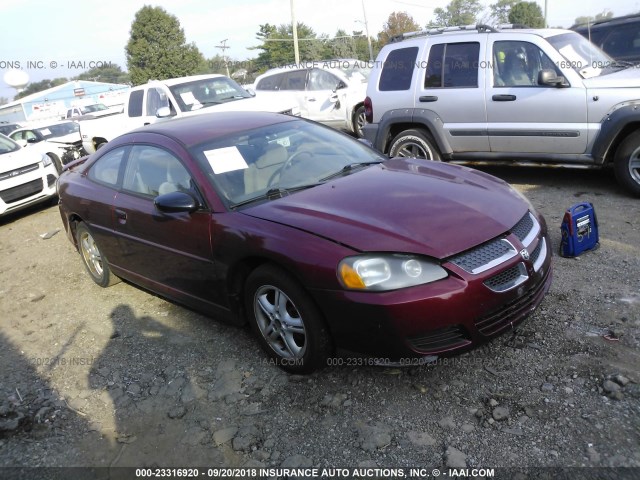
[363,25,640,196]
[254,59,370,137]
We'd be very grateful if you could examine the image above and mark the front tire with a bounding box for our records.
[388,129,441,160]
[614,131,640,197]
[76,222,120,287]
[244,265,331,373]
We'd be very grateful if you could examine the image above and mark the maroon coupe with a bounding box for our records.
[58,112,552,372]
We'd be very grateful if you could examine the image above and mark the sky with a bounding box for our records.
[1,0,638,100]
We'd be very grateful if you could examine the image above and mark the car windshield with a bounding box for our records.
[547,32,622,78]
[0,134,20,154]
[169,77,252,112]
[190,118,385,208]
[34,122,80,140]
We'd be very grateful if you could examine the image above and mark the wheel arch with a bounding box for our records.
[376,108,452,157]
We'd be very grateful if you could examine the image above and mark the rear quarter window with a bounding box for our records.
[379,47,418,91]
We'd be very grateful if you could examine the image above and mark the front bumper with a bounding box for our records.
[310,214,553,362]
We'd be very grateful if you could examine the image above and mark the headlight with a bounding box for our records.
[41,154,52,167]
[338,254,448,291]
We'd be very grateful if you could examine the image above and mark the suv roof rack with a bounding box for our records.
[388,23,530,43]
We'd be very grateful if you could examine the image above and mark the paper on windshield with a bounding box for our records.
[204,147,248,174]
[39,128,52,136]
[179,91,198,105]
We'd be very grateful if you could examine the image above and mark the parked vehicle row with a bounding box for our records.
[78,74,300,154]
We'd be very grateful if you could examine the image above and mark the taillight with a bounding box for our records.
[364,96,373,123]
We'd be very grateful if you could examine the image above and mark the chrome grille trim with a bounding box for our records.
[0,163,39,181]
[513,212,540,248]
[531,237,546,273]
[484,263,528,293]
[449,238,518,275]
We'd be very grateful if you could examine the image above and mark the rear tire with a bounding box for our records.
[614,131,640,197]
[244,264,331,373]
[353,105,366,138]
[76,222,120,287]
[388,129,441,160]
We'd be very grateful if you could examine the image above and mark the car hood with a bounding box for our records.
[0,148,44,172]
[46,133,82,144]
[584,67,640,88]
[242,159,530,259]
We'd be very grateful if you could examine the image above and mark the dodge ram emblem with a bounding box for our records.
[520,249,530,261]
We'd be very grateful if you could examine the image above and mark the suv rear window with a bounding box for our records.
[379,47,418,91]
[424,42,480,88]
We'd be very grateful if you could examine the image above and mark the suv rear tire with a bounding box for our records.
[614,131,640,197]
[389,129,441,160]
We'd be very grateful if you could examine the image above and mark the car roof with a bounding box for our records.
[125,111,299,148]
[572,13,640,30]
[133,74,228,89]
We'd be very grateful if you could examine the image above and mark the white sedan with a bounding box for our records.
[9,121,86,173]
[0,134,58,217]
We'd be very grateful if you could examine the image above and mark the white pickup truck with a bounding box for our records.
[79,74,299,153]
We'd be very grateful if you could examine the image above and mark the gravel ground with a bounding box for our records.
[0,165,638,479]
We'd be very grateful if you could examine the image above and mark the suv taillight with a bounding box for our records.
[364,96,373,124]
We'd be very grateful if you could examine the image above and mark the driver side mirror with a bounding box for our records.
[156,106,173,118]
[538,69,568,87]
[245,88,257,97]
[154,191,199,213]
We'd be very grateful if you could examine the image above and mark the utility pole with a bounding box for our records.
[361,0,374,62]
[216,39,230,77]
[544,0,548,27]
[291,0,300,65]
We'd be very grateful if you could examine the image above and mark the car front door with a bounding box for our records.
[305,69,347,128]
[109,143,219,304]
[485,38,588,154]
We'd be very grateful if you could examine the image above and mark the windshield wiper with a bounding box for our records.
[229,183,321,209]
[319,161,384,182]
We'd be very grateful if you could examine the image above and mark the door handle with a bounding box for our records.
[144,122,151,125]
[307,97,316,102]
[115,209,127,224]
[419,96,438,102]
[492,94,517,101]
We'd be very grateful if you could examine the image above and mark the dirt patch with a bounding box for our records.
[0,167,638,475]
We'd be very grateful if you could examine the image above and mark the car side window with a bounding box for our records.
[146,88,169,116]
[122,145,193,198]
[256,72,286,90]
[380,47,418,91]
[128,90,144,117]
[602,26,640,60]
[88,147,126,187]
[493,41,561,87]
[424,42,479,88]
[308,69,340,91]
[280,70,308,91]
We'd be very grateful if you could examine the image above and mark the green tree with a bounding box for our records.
[75,63,130,84]
[125,6,206,86]
[490,0,520,23]
[508,1,545,27]
[251,22,321,72]
[0,97,8,106]
[14,78,68,100]
[322,29,357,60]
[431,0,483,27]
[377,12,420,45]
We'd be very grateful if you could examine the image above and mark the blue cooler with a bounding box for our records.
[559,202,599,257]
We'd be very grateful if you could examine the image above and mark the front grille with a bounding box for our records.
[0,178,43,203]
[475,269,548,336]
[407,325,471,352]
[484,263,528,292]
[449,238,516,274]
[0,163,39,181]
[511,212,539,247]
